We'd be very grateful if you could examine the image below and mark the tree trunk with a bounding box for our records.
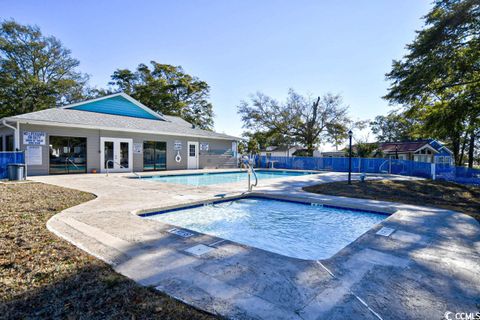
[458,131,468,166]
[306,143,315,157]
[467,130,476,168]
[452,135,461,166]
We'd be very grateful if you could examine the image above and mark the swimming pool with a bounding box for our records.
[142,170,315,186]
[143,197,386,260]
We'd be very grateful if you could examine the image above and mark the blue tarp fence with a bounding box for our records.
[0,152,25,179]
[255,156,480,186]
[435,164,480,186]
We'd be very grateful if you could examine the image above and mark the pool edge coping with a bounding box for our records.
[133,192,397,217]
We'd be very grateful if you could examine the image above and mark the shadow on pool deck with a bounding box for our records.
[28,172,480,319]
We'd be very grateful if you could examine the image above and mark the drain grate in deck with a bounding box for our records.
[185,244,215,256]
[376,227,395,237]
[168,228,194,238]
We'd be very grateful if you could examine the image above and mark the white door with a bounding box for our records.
[187,141,199,169]
[100,137,133,173]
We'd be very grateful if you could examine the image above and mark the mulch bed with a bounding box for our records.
[303,179,480,222]
[0,182,217,320]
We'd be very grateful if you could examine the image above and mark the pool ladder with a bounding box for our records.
[243,159,258,191]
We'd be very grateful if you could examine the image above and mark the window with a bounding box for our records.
[389,154,406,160]
[189,144,196,157]
[49,136,87,174]
[143,141,166,171]
[0,136,3,152]
[6,135,14,151]
[436,156,452,165]
[414,154,431,163]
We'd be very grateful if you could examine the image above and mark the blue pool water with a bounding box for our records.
[144,170,314,186]
[144,198,386,260]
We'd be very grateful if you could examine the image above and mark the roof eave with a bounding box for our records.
[10,118,239,141]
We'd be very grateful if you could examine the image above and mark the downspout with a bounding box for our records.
[2,119,20,151]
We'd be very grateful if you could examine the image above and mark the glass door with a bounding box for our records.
[104,141,114,170]
[120,141,130,168]
[100,138,132,173]
[143,141,166,171]
[49,136,87,174]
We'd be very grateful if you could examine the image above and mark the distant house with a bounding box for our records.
[316,139,454,164]
[378,139,453,164]
[259,146,303,157]
[314,150,345,158]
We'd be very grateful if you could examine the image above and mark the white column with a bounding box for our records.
[15,121,20,150]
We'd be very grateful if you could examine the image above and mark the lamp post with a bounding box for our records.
[348,130,353,185]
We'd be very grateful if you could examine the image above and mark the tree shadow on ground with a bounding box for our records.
[0,262,216,320]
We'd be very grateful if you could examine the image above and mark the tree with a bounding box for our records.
[327,119,368,151]
[236,140,247,155]
[109,61,214,130]
[237,92,298,147]
[0,20,88,118]
[370,111,417,142]
[384,0,480,167]
[292,93,350,155]
[246,137,260,154]
[237,90,352,155]
[351,142,379,158]
[242,131,272,153]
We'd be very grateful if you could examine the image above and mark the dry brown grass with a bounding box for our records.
[303,179,480,221]
[0,182,217,320]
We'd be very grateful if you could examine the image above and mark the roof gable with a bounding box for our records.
[65,93,164,120]
[414,144,439,154]
[428,139,453,155]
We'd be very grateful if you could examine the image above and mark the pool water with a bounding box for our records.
[144,198,386,260]
[144,170,314,186]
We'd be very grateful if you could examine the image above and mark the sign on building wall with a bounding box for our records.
[23,131,46,145]
[133,143,143,154]
[174,140,182,151]
[26,145,42,165]
[200,142,209,151]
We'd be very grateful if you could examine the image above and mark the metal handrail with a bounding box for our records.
[243,159,258,191]
[105,160,141,178]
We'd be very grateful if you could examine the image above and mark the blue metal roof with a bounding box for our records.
[69,95,159,120]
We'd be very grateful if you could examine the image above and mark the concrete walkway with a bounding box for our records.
[30,170,480,319]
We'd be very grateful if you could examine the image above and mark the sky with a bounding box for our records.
[1,0,432,147]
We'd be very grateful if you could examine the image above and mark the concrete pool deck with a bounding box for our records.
[30,170,480,319]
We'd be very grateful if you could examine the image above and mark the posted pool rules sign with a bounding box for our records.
[23,131,46,145]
